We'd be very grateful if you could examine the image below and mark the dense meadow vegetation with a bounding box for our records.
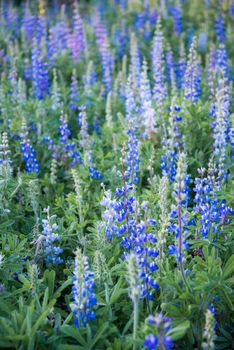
[0,0,233,349]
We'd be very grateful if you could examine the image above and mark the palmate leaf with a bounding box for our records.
[223,254,234,279]
[60,325,87,346]
[109,278,126,305]
[167,320,191,340]
[161,303,185,318]
[220,288,233,310]
[90,322,109,347]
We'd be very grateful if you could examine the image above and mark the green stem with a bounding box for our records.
[133,299,139,350]
[179,260,192,294]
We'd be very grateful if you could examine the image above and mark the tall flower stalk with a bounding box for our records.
[151,19,166,133]
[168,152,190,289]
[70,248,96,328]
[126,252,140,350]
[20,119,40,173]
[184,37,201,104]
[0,132,12,175]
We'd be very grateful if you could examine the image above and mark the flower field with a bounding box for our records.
[0,0,233,349]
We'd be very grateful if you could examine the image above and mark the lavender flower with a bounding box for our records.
[86,150,103,180]
[165,46,176,89]
[83,60,96,97]
[100,37,113,92]
[230,3,234,18]
[126,125,140,184]
[100,189,118,240]
[161,100,183,182]
[31,37,49,99]
[193,172,217,238]
[161,150,177,183]
[105,91,113,130]
[140,60,156,137]
[229,120,234,161]
[59,115,71,144]
[184,37,201,103]
[22,6,37,42]
[126,74,138,126]
[144,313,173,350]
[133,219,159,300]
[36,16,46,43]
[41,208,63,264]
[206,43,228,96]
[112,21,127,58]
[95,21,113,92]
[176,41,186,89]
[215,15,226,42]
[202,309,216,350]
[45,112,82,168]
[8,63,17,99]
[78,106,91,149]
[59,114,82,167]
[20,120,40,173]
[144,334,158,349]
[217,43,229,79]
[157,176,170,260]
[166,103,183,151]
[207,46,217,99]
[68,2,86,61]
[70,248,96,328]
[130,32,141,91]
[126,252,140,303]
[210,73,230,184]
[70,69,79,111]
[51,68,61,110]
[193,167,233,239]
[56,5,70,51]
[198,32,207,52]
[152,19,166,109]
[168,152,190,262]
[170,5,183,35]
[24,58,32,80]
[101,148,158,301]
[0,132,12,175]
[47,27,59,65]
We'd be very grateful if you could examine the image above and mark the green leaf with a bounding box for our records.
[25,306,32,336]
[0,300,14,315]
[122,317,133,335]
[161,303,183,317]
[223,255,234,279]
[31,298,57,336]
[109,278,125,305]
[42,287,49,311]
[168,320,190,340]
[90,322,109,347]
[0,340,13,348]
[44,269,55,297]
[0,319,15,335]
[58,345,84,350]
[18,274,31,287]
[60,325,86,346]
[3,335,27,341]
[221,288,233,310]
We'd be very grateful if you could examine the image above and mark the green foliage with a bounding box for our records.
[0,0,233,349]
